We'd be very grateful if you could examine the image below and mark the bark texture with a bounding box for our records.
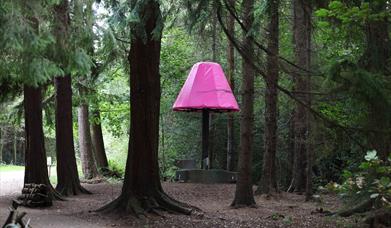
[53,0,89,196]
[257,0,280,195]
[91,109,109,169]
[231,0,256,207]
[98,0,191,216]
[24,86,60,200]
[208,12,218,169]
[13,131,17,163]
[290,0,312,194]
[55,76,89,195]
[78,97,99,180]
[226,0,236,171]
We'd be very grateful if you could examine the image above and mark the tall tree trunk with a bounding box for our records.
[98,0,191,215]
[91,109,109,169]
[78,96,98,180]
[231,0,256,208]
[160,114,166,177]
[74,0,98,180]
[286,115,294,189]
[226,0,236,172]
[208,9,218,170]
[360,0,391,161]
[53,0,89,196]
[55,76,89,195]
[0,127,3,163]
[13,130,18,164]
[24,85,60,199]
[256,0,280,195]
[290,0,312,194]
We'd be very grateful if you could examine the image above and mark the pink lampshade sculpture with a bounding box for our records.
[173,62,239,169]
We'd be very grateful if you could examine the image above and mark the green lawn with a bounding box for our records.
[0,165,25,172]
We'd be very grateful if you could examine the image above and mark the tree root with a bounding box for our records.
[55,183,91,197]
[335,199,374,217]
[230,203,257,209]
[230,195,257,208]
[48,184,65,201]
[159,191,201,212]
[96,190,192,217]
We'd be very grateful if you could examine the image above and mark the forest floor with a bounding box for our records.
[0,174,358,228]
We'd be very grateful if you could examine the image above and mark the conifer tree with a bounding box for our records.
[99,0,191,215]
[257,0,280,195]
[53,0,90,195]
[231,0,256,207]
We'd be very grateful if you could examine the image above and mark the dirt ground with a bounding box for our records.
[0,181,357,228]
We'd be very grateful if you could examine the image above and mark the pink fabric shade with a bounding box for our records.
[173,62,240,112]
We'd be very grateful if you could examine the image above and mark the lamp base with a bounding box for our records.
[175,169,237,184]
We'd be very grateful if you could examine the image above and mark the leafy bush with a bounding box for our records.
[101,159,125,179]
[339,151,391,209]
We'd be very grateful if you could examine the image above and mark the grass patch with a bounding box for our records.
[0,165,25,172]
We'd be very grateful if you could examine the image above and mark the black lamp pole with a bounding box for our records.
[201,109,209,169]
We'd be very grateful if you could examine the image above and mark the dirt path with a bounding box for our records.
[0,170,24,196]
[0,182,355,227]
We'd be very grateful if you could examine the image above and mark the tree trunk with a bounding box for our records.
[257,0,280,196]
[160,114,166,177]
[78,94,98,180]
[231,0,256,208]
[0,129,2,163]
[53,0,89,196]
[55,76,89,195]
[226,0,236,172]
[208,11,219,170]
[286,115,295,189]
[0,127,3,163]
[13,130,18,164]
[91,109,109,169]
[290,0,312,194]
[360,1,391,161]
[24,85,60,199]
[98,1,191,216]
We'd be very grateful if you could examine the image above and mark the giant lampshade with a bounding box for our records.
[173,62,239,169]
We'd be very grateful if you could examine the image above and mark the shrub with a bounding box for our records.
[101,159,125,179]
[339,150,391,209]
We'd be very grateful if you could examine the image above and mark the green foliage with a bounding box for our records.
[104,0,163,42]
[98,67,130,137]
[0,0,390,201]
[318,102,354,127]
[68,48,94,77]
[315,1,388,26]
[339,151,391,209]
[158,26,205,174]
[103,131,128,170]
[159,154,178,181]
[104,159,125,178]
[0,1,62,87]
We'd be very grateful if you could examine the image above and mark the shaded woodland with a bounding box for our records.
[0,0,390,227]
